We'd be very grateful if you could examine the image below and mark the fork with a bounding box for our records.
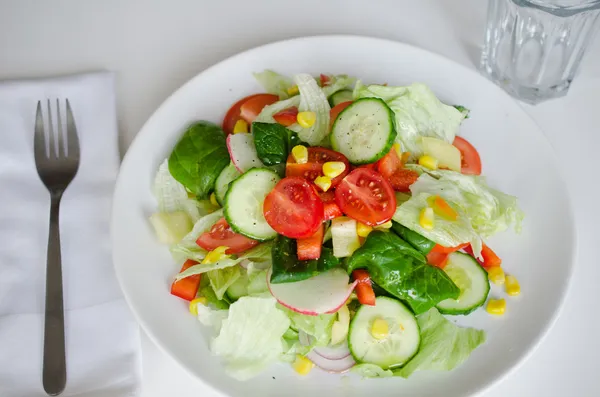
[34,99,80,396]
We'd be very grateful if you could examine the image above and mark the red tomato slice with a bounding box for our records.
[377,149,419,192]
[170,260,201,301]
[286,147,350,188]
[335,168,396,226]
[297,224,324,261]
[239,94,279,124]
[426,252,450,269]
[222,93,276,134]
[352,269,376,306]
[320,74,331,87]
[453,136,482,175]
[196,218,259,254]
[273,107,299,127]
[464,243,502,269]
[329,101,352,129]
[263,177,324,239]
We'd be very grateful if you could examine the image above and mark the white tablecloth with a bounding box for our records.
[1,0,597,396]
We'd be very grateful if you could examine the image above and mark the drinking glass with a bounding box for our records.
[480,0,600,104]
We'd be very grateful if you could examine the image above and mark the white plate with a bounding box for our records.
[112,36,575,397]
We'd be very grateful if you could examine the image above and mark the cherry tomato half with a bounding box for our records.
[222,93,278,134]
[286,147,350,188]
[335,168,396,226]
[263,177,324,239]
[196,218,259,254]
[453,136,482,175]
[377,149,419,192]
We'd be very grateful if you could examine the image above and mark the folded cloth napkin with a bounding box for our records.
[0,72,141,397]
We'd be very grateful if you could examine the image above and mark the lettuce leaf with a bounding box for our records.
[211,297,290,380]
[279,306,336,346]
[352,363,393,378]
[354,82,464,158]
[393,308,486,378]
[321,74,356,97]
[253,70,294,99]
[295,73,331,146]
[169,209,223,262]
[208,266,241,300]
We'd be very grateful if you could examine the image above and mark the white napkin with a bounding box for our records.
[0,72,141,397]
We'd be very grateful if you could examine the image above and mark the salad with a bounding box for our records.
[149,70,524,381]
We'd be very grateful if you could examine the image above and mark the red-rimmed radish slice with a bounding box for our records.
[267,268,357,315]
[306,350,356,373]
[298,331,351,360]
[226,133,264,173]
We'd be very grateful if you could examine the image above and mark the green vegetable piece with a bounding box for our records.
[168,121,230,199]
[453,105,470,119]
[390,221,435,255]
[346,231,459,314]
[270,235,341,284]
[252,122,301,166]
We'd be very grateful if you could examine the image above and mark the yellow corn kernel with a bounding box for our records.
[418,155,439,170]
[297,111,316,128]
[486,298,506,315]
[376,220,393,229]
[287,85,299,96]
[233,119,248,134]
[292,355,314,375]
[202,246,229,265]
[370,317,389,340]
[209,192,219,207]
[314,176,332,192]
[322,161,346,178]
[356,222,373,238]
[189,297,207,316]
[392,143,403,158]
[291,145,308,164]
[505,275,521,296]
[487,266,505,285]
[419,207,435,230]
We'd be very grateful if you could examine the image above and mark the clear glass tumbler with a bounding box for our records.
[480,0,600,104]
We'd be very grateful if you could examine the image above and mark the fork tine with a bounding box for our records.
[46,99,56,158]
[65,99,80,160]
[34,101,47,159]
[56,99,65,158]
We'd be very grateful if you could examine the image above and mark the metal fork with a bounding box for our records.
[34,99,80,396]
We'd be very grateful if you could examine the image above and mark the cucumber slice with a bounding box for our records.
[215,163,241,206]
[329,89,353,107]
[224,168,279,241]
[330,98,396,164]
[436,252,490,315]
[348,297,420,369]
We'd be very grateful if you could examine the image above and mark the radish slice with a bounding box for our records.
[298,330,314,347]
[267,268,357,315]
[298,331,351,360]
[307,350,356,373]
[226,133,264,173]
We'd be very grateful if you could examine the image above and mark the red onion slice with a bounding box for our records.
[306,350,356,373]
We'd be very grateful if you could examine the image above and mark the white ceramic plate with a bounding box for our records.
[112,36,575,397]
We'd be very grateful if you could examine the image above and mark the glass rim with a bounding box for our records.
[513,0,600,15]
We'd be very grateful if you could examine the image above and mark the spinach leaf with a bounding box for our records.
[168,121,230,199]
[252,122,302,166]
[270,235,341,284]
[346,231,459,314]
[390,221,435,255]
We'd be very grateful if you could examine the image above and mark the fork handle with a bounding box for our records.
[43,192,66,396]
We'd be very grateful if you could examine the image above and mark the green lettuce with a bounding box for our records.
[295,73,331,146]
[253,70,294,99]
[208,266,241,300]
[352,363,393,378]
[353,82,464,158]
[211,297,290,380]
[169,209,223,262]
[279,306,336,346]
[394,308,486,378]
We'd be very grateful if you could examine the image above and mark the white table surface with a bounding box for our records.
[1,0,598,396]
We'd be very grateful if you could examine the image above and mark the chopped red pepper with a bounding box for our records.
[352,269,376,306]
[170,259,201,301]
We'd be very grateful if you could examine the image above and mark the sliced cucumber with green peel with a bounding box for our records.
[329,89,353,106]
[223,168,279,241]
[330,98,396,164]
[348,297,420,369]
[436,252,490,315]
[215,163,241,206]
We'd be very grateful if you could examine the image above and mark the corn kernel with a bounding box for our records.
[419,155,439,170]
[291,145,308,164]
[392,143,403,158]
[233,119,248,134]
[505,275,521,296]
[376,220,393,229]
[292,355,314,375]
[419,207,435,230]
[356,222,373,238]
[322,161,346,178]
[297,111,316,128]
[202,246,229,265]
[487,266,505,285]
[189,297,207,315]
[209,192,219,207]
[486,298,506,315]
[371,317,389,340]
[314,176,332,192]
[287,85,299,96]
